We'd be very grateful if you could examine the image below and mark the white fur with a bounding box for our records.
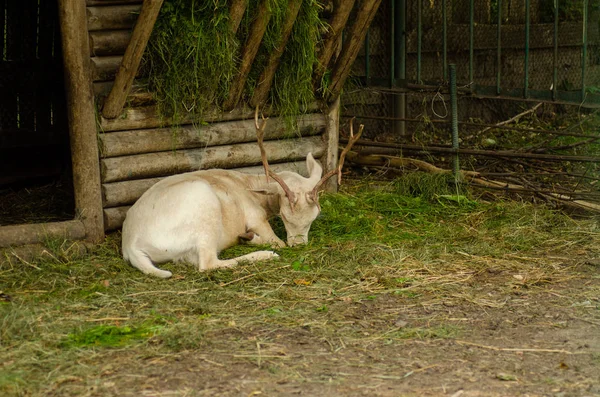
[122,153,323,278]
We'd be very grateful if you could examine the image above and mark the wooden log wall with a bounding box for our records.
[85,0,333,231]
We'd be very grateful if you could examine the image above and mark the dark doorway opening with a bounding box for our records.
[0,0,74,226]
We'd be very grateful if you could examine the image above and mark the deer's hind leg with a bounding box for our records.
[196,237,279,271]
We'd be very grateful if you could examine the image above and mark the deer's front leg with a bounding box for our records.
[239,221,285,248]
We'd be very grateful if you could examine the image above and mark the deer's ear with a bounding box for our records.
[250,184,279,195]
[306,152,322,182]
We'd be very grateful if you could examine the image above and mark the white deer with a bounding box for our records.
[121,110,363,278]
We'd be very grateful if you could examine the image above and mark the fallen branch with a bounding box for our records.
[478,103,543,135]
[345,151,600,214]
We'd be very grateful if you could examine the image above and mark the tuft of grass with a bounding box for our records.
[62,324,163,348]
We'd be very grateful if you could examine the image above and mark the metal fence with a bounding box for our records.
[357,0,600,107]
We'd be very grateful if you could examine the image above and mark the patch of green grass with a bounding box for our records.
[62,324,162,348]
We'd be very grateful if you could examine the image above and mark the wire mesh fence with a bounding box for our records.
[343,0,600,211]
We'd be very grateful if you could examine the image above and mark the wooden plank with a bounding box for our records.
[223,0,272,110]
[102,160,316,207]
[327,0,382,101]
[89,30,132,56]
[0,220,85,248]
[101,135,327,183]
[58,0,105,243]
[100,113,325,157]
[102,0,163,119]
[86,5,141,31]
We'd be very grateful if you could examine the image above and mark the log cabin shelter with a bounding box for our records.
[0,0,379,250]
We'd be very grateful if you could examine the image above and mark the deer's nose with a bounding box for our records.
[287,235,308,246]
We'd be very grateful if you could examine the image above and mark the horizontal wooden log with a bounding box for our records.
[101,135,326,183]
[98,102,321,132]
[104,206,131,231]
[89,30,131,56]
[102,160,316,207]
[0,220,86,248]
[92,55,125,81]
[94,81,154,106]
[87,5,141,32]
[100,113,326,157]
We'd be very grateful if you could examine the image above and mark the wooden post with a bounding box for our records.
[326,0,382,101]
[229,0,248,34]
[102,0,163,119]
[313,0,356,89]
[323,97,340,192]
[223,0,272,111]
[58,0,105,242]
[250,0,303,108]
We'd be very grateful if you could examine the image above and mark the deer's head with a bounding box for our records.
[255,108,363,246]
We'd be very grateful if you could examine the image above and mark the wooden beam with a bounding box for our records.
[0,221,86,248]
[223,0,272,110]
[100,113,325,157]
[101,135,327,183]
[102,0,163,119]
[58,0,105,243]
[229,0,248,34]
[327,0,382,101]
[249,0,303,108]
[313,0,355,89]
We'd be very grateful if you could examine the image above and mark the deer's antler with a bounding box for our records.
[310,117,364,200]
[255,106,297,208]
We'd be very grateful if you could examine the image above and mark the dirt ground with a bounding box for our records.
[50,259,599,397]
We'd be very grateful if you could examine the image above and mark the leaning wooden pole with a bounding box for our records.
[102,0,163,119]
[223,0,272,110]
[57,0,104,242]
[229,0,248,34]
[250,0,303,108]
[313,0,356,89]
[326,0,382,101]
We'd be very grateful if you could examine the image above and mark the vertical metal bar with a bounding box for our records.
[390,0,395,87]
[524,0,530,98]
[496,0,502,95]
[582,0,588,100]
[553,0,558,100]
[443,0,447,81]
[449,64,460,180]
[365,29,371,85]
[417,0,422,84]
[469,0,474,86]
[394,0,407,137]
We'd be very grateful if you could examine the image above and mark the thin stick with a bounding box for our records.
[86,317,130,322]
[219,265,291,287]
[456,340,574,354]
[479,103,543,134]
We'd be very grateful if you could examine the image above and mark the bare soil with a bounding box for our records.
[48,260,600,397]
